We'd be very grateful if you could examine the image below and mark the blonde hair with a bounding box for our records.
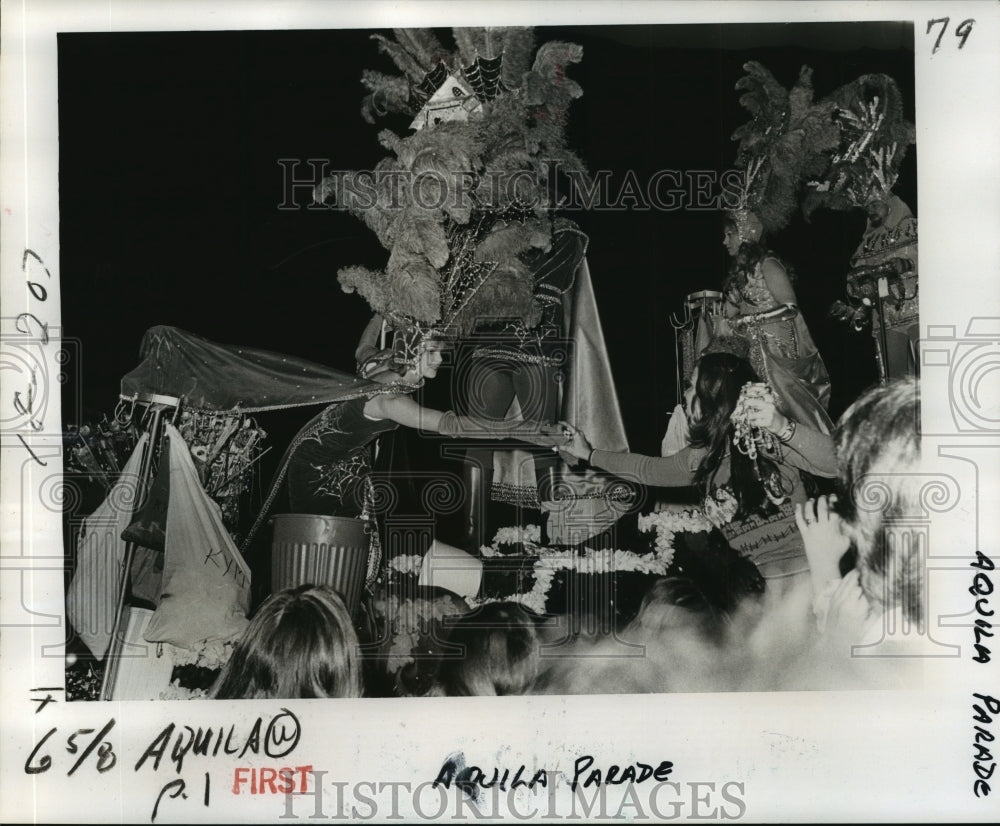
[835,379,922,622]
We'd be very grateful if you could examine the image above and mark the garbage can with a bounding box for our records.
[270,514,369,616]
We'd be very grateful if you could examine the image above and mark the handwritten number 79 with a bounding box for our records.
[927,18,975,53]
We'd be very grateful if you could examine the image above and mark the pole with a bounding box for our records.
[875,276,892,384]
[99,400,176,701]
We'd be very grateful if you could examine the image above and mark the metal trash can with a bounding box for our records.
[270,514,369,616]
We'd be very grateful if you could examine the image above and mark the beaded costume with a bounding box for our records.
[721,259,834,434]
[803,73,917,380]
[847,195,919,379]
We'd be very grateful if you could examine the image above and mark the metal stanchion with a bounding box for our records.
[875,276,893,384]
[100,396,179,701]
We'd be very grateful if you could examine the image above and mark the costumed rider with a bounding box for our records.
[713,61,839,435]
[316,27,592,552]
[458,222,586,545]
[249,319,567,608]
[718,209,833,434]
[560,335,838,593]
[804,73,918,382]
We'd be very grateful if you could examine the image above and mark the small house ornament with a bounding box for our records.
[409,74,483,131]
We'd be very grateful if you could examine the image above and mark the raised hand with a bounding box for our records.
[736,382,787,434]
[795,494,850,587]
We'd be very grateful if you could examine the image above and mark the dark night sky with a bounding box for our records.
[58,22,916,457]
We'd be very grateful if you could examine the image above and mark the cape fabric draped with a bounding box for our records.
[543,258,633,545]
[120,325,381,412]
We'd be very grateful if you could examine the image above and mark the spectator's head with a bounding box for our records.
[436,602,543,696]
[834,379,922,623]
[627,576,725,641]
[212,584,362,699]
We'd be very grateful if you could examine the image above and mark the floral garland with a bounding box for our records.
[470,511,711,615]
[637,507,712,555]
[479,524,543,557]
[374,512,715,685]
[387,554,425,577]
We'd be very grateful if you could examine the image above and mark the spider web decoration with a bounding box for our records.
[463,54,509,102]
[444,261,501,330]
[481,197,535,223]
[438,198,541,330]
[334,28,588,340]
[440,215,500,326]
[411,62,449,109]
[312,454,370,503]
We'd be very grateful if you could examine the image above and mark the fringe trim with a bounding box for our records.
[490,481,540,507]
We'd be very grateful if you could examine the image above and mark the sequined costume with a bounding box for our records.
[286,397,399,517]
[847,195,919,379]
[723,259,834,434]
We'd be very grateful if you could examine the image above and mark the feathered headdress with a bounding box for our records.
[729,62,840,240]
[320,27,589,342]
[802,73,915,217]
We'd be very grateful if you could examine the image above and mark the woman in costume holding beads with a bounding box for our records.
[560,340,837,591]
[718,208,834,434]
[712,60,841,434]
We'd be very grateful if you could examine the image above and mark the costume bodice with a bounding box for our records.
[735,264,780,312]
[287,396,399,516]
[729,261,802,366]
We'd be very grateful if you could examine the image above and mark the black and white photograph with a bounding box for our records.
[1,1,998,823]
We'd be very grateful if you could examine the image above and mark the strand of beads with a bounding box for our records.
[730,382,778,461]
[730,383,790,505]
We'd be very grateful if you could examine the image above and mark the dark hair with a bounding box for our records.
[669,530,766,616]
[688,352,783,517]
[211,585,362,699]
[722,217,797,295]
[436,602,543,696]
[834,379,922,623]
